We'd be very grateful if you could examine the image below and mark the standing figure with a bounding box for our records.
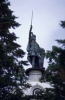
[27,25,41,68]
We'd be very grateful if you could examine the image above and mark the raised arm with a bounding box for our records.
[29,25,32,43]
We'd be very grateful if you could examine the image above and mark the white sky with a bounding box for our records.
[10,0,65,69]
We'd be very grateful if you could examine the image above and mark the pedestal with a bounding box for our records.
[24,68,51,96]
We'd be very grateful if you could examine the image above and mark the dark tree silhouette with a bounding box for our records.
[0,0,28,99]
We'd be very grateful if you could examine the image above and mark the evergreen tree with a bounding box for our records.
[39,20,65,100]
[40,22,65,100]
[45,41,65,100]
[0,0,28,99]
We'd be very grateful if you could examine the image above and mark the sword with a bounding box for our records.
[29,11,33,47]
[31,11,33,26]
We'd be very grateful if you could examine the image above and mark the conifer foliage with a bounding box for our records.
[45,42,65,100]
[41,21,65,100]
[0,0,28,99]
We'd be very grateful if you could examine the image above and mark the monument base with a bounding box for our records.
[24,67,51,96]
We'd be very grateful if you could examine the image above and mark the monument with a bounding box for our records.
[25,25,45,96]
[27,25,45,69]
[24,13,51,96]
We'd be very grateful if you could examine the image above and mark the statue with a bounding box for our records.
[27,25,45,68]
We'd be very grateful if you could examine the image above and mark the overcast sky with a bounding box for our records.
[10,0,65,69]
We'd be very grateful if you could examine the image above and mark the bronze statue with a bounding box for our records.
[27,25,45,68]
[27,11,45,68]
